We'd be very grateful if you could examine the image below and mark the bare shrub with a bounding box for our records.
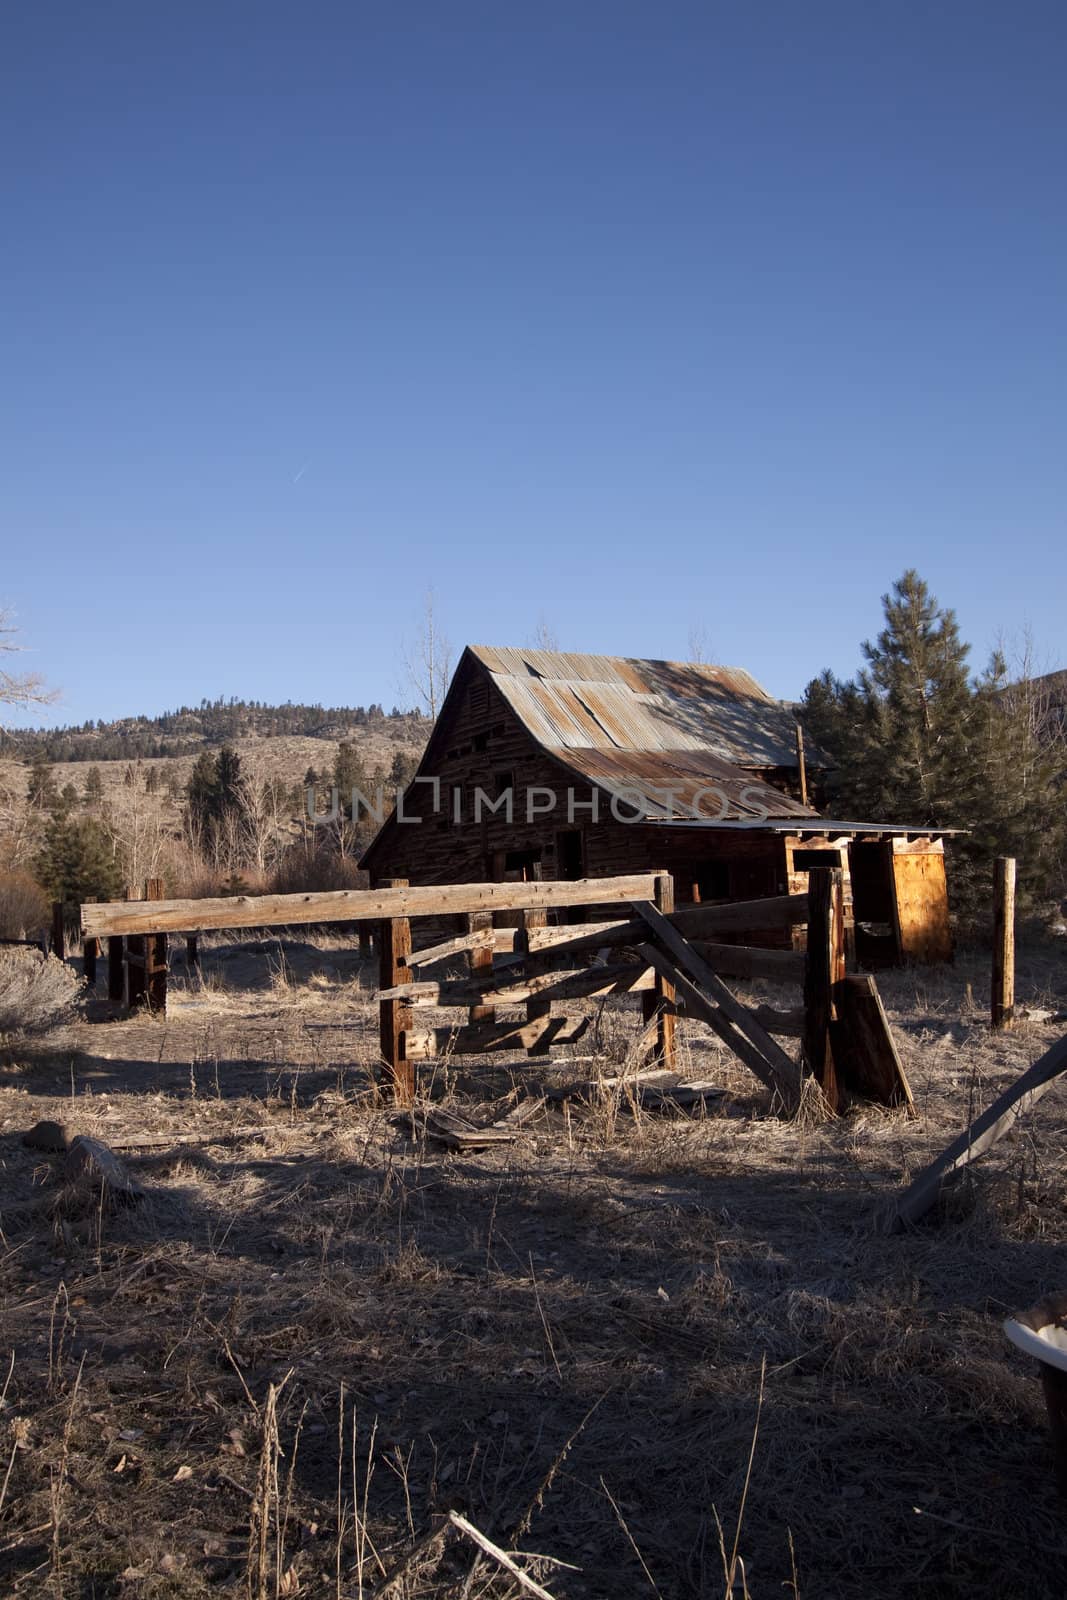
[269,843,367,896]
[0,869,49,939]
[0,949,79,1038]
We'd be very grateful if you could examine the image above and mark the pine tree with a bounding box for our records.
[801,571,1060,923]
[27,756,58,810]
[83,766,104,804]
[34,815,123,904]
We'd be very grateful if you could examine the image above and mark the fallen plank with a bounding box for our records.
[403,1015,590,1060]
[633,901,800,1104]
[545,1067,682,1102]
[518,894,810,960]
[883,1033,1067,1232]
[81,873,661,939]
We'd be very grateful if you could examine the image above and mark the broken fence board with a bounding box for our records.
[379,961,654,1009]
[884,1032,1067,1232]
[833,975,915,1114]
[405,928,496,968]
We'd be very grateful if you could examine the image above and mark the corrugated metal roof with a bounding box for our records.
[470,646,816,769]
[553,747,814,822]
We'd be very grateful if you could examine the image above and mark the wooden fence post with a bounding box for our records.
[642,872,676,1069]
[522,865,552,1052]
[125,883,147,1011]
[82,896,98,988]
[51,902,66,961]
[992,856,1016,1031]
[359,924,373,958]
[378,879,414,1103]
[144,877,168,1014]
[186,934,201,976]
[803,866,846,1110]
[466,910,495,1025]
[108,930,125,1004]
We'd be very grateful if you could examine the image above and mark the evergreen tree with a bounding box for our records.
[34,815,123,904]
[144,765,160,795]
[801,571,1064,922]
[83,766,104,804]
[27,755,58,809]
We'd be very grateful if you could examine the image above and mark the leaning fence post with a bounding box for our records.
[992,856,1016,1031]
[803,866,846,1111]
[642,872,676,1069]
[378,878,414,1103]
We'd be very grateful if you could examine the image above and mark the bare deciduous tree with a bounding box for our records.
[401,590,453,721]
[1,609,57,723]
[686,623,716,666]
[526,616,560,652]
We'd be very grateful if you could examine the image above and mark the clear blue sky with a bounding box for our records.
[2,1,1064,728]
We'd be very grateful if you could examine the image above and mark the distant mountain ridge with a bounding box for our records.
[2,698,430,763]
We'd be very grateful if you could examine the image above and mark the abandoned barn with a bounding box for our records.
[360,646,954,964]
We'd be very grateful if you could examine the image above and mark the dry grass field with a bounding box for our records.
[2,941,1067,1599]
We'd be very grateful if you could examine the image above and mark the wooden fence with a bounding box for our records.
[80,868,913,1114]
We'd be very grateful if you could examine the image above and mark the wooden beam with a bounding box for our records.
[51,902,66,961]
[632,900,800,1104]
[690,942,805,984]
[406,928,496,968]
[378,880,414,1103]
[80,873,662,939]
[520,882,553,1054]
[637,943,788,1098]
[803,867,846,1112]
[884,1033,1067,1232]
[796,723,809,806]
[108,934,125,1004]
[992,856,1016,1030]
[380,962,655,1008]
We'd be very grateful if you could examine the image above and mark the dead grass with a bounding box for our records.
[0,940,1066,1597]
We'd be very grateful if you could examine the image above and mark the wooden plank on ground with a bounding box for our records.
[883,1033,1067,1232]
[633,900,800,1104]
[80,873,662,939]
[833,975,915,1113]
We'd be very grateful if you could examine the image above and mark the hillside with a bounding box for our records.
[0,698,430,764]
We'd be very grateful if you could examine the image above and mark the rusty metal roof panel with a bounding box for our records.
[470,645,815,767]
[554,747,817,822]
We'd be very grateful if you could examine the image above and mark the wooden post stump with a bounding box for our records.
[992,856,1016,1031]
[466,910,495,1026]
[378,879,414,1103]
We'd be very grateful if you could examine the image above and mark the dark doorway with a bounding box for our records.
[850,840,897,967]
[557,830,584,881]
